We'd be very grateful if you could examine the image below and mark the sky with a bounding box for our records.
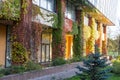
[107,0,120,39]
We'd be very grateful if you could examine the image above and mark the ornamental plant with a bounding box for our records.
[112,56,120,74]
[11,42,28,65]
[76,53,111,80]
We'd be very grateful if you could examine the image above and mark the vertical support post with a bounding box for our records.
[52,0,66,59]
[96,22,103,53]
[73,9,84,57]
[102,25,107,55]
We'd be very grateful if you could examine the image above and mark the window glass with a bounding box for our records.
[84,16,89,26]
[39,0,55,12]
[40,33,52,62]
[65,1,76,21]
[40,0,47,9]
[33,0,39,6]
[71,6,75,20]
[48,0,54,11]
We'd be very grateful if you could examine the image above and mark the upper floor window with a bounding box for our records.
[33,0,55,12]
[84,16,89,26]
[65,0,76,21]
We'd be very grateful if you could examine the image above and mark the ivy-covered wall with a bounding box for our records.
[73,10,84,58]
[0,0,20,20]
[86,17,96,55]
[11,0,32,65]
[52,0,66,59]
[95,22,103,53]
[102,25,107,55]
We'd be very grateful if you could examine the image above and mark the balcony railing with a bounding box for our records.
[0,0,20,21]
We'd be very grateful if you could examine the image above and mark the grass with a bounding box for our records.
[64,76,80,80]
[64,73,120,80]
[108,73,120,80]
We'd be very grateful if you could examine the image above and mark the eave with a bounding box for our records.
[70,0,115,26]
[86,0,115,26]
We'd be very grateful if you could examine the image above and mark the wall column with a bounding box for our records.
[96,22,103,53]
[73,9,84,57]
[52,0,66,59]
[86,17,96,55]
[102,25,107,55]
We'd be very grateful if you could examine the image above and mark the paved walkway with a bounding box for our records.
[29,62,83,80]
[29,69,78,80]
[0,62,83,80]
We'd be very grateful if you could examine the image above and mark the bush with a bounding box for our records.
[0,61,42,77]
[11,42,28,65]
[68,56,84,63]
[112,56,120,74]
[76,53,111,80]
[0,65,26,77]
[52,57,66,66]
[24,60,42,71]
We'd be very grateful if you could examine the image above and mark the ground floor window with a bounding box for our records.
[5,26,11,67]
[39,32,52,63]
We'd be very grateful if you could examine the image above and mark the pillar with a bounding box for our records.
[52,0,66,59]
[96,22,103,53]
[73,9,84,57]
[102,25,107,55]
[86,17,95,55]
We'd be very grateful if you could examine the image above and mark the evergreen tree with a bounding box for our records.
[76,53,111,80]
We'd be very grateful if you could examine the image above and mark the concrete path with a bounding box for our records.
[29,62,83,80]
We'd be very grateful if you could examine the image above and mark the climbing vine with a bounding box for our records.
[21,0,28,14]
[0,0,20,20]
[47,14,58,28]
[86,17,96,54]
[52,0,65,59]
[31,22,42,62]
[11,36,28,65]
[73,11,84,57]
[83,25,91,41]
[72,22,78,35]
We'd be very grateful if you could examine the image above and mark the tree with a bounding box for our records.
[76,53,111,80]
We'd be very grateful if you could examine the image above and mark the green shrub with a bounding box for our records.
[0,61,42,77]
[10,65,26,74]
[52,57,66,66]
[11,42,28,65]
[24,60,42,71]
[69,56,85,63]
[112,59,120,74]
[0,65,26,76]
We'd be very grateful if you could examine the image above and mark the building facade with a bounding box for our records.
[0,0,118,67]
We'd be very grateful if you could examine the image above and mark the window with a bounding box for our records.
[84,16,89,26]
[33,0,40,6]
[33,0,55,12]
[65,0,76,21]
[39,33,52,62]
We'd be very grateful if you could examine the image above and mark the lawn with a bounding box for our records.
[108,73,120,80]
[64,73,120,80]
